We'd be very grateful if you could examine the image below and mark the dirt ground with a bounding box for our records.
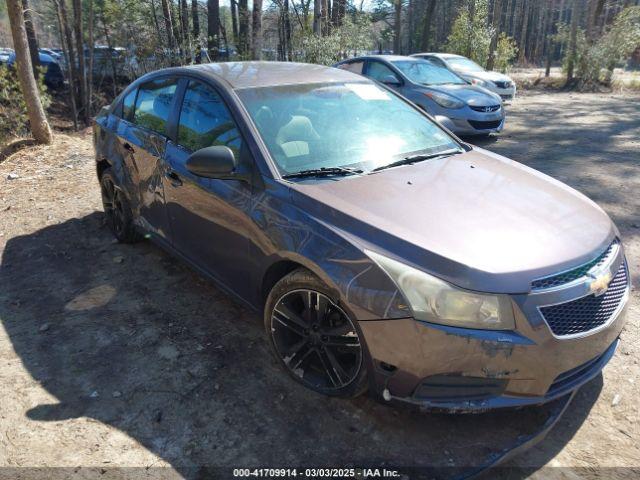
[0,91,638,479]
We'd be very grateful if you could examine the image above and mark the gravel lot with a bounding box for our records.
[0,91,638,479]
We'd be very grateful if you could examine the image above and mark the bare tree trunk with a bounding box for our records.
[151,0,162,45]
[331,0,345,27]
[544,0,556,76]
[420,0,436,52]
[161,0,176,51]
[338,0,346,25]
[87,0,94,119]
[517,0,531,63]
[313,0,321,35]
[54,0,79,128]
[393,0,402,54]
[54,0,77,130]
[72,0,88,124]
[207,0,220,60]
[100,12,117,97]
[192,0,200,63]
[321,0,329,35]
[6,0,52,144]
[283,0,291,60]
[466,0,476,58]
[408,0,414,52]
[251,0,263,59]
[486,0,502,70]
[174,0,185,61]
[231,0,239,44]
[533,1,546,63]
[22,0,40,78]
[586,0,605,39]
[181,0,192,63]
[566,0,580,81]
[238,0,249,57]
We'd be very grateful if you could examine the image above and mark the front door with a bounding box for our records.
[164,80,254,297]
[365,60,405,94]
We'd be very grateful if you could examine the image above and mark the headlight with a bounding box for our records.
[424,91,464,109]
[366,251,515,330]
[471,78,493,88]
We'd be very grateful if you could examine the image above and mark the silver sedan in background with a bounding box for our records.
[412,53,517,101]
[335,55,505,137]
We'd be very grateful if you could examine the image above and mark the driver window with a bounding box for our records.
[177,81,243,156]
[366,62,400,84]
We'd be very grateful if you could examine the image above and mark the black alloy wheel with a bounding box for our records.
[268,286,364,395]
[100,169,140,243]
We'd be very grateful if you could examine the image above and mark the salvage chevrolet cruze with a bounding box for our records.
[93,62,629,411]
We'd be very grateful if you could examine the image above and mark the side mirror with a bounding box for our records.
[186,146,237,178]
[381,75,401,86]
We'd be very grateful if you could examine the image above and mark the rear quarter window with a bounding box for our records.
[133,78,178,135]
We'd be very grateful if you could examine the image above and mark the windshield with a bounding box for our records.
[393,60,466,85]
[447,57,484,72]
[237,82,461,177]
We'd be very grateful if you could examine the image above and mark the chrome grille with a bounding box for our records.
[532,240,618,290]
[539,262,628,337]
[469,105,501,113]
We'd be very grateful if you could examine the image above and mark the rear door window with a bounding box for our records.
[177,81,242,155]
[133,78,178,135]
[337,61,364,74]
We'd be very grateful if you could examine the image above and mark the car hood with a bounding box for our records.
[288,148,616,294]
[422,84,500,106]
[456,69,513,84]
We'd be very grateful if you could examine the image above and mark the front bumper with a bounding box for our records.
[435,111,505,136]
[487,84,516,101]
[359,294,627,412]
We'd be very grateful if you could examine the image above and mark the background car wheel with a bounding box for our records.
[264,269,368,398]
[100,169,141,244]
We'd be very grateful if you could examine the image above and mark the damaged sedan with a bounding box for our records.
[93,62,629,411]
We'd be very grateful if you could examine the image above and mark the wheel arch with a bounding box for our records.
[259,255,343,308]
[96,158,112,180]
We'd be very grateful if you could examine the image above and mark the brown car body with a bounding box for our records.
[94,62,629,411]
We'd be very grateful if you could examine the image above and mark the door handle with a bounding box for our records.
[123,142,135,153]
[165,170,183,187]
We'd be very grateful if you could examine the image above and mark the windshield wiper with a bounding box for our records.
[371,149,463,173]
[282,166,364,179]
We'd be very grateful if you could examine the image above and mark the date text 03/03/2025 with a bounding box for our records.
[232,468,401,478]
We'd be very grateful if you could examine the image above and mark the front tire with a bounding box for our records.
[264,269,368,398]
[100,168,141,243]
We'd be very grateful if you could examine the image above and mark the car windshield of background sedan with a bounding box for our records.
[446,57,485,72]
[393,60,467,86]
[237,82,462,177]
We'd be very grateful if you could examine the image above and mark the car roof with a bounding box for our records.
[176,61,367,90]
[344,54,423,63]
[413,53,463,59]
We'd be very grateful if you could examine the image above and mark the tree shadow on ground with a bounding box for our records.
[0,213,602,478]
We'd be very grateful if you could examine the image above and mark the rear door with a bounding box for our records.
[117,77,178,239]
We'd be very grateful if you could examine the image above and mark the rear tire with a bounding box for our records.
[264,268,368,398]
[100,168,141,244]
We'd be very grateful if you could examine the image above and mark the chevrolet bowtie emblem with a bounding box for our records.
[588,271,612,297]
